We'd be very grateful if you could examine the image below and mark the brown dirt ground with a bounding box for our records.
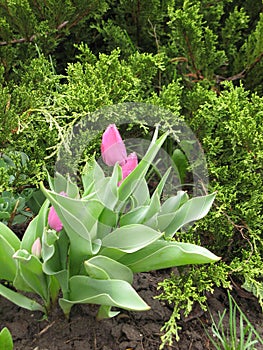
[1,269,263,350]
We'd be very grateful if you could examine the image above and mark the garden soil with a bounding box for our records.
[1,269,263,350]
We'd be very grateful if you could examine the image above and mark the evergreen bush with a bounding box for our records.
[0,0,263,347]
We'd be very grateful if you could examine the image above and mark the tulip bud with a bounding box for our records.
[31,237,42,258]
[48,192,67,232]
[101,124,127,166]
[119,152,138,185]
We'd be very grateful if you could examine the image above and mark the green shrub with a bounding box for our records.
[0,46,169,190]
[157,263,231,348]
[186,82,263,259]
[0,1,263,348]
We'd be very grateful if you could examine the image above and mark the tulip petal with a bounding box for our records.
[121,152,138,179]
[31,237,42,258]
[101,124,127,166]
[48,192,67,232]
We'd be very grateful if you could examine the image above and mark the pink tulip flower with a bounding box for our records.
[31,237,42,258]
[101,124,127,166]
[121,152,138,180]
[48,191,67,232]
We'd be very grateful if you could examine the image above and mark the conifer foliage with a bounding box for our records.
[0,0,263,347]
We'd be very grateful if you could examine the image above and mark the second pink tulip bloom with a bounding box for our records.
[101,124,138,183]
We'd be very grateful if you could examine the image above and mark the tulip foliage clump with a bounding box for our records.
[0,125,220,319]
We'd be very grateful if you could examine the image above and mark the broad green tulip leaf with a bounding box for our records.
[143,213,159,230]
[117,131,168,207]
[118,240,221,272]
[21,199,49,251]
[141,168,171,223]
[42,185,104,234]
[160,193,216,238]
[94,176,118,210]
[0,282,44,312]
[53,172,79,198]
[101,224,163,253]
[0,235,18,281]
[41,184,104,254]
[119,206,149,226]
[129,171,177,225]
[99,247,127,261]
[42,230,69,296]
[13,267,35,293]
[172,148,189,183]
[48,275,60,305]
[160,191,188,214]
[84,262,109,280]
[130,178,150,207]
[97,207,118,239]
[59,276,150,317]
[97,305,120,320]
[82,179,96,198]
[20,216,38,251]
[67,228,95,275]
[84,255,133,283]
[0,327,13,350]
[13,249,49,302]
[151,167,171,202]
[136,167,170,223]
[93,163,120,210]
[82,159,105,196]
[0,222,20,250]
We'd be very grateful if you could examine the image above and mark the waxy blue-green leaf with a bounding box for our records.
[172,148,189,184]
[150,167,171,203]
[120,171,172,225]
[13,249,49,302]
[0,283,44,312]
[53,172,79,198]
[0,235,18,281]
[119,206,149,226]
[84,255,133,283]
[160,191,188,214]
[42,230,69,297]
[97,207,118,239]
[40,184,104,255]
[130,178,150,207]
[82,158,105,197]
[117,130,168,208]
[118,240,221,272]
[92,163,120,210]
[97,305,120,320]
[0,222,20,250]
[42,185,104,235]
[21,199,49,251]
[159,193,216,238]
[101,224,163,253]
[59,275,150,317]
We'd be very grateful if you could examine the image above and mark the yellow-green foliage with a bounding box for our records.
[0,0,263,347]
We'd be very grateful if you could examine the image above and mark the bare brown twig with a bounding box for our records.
[0,21,69,46]
[216,51,263,83]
